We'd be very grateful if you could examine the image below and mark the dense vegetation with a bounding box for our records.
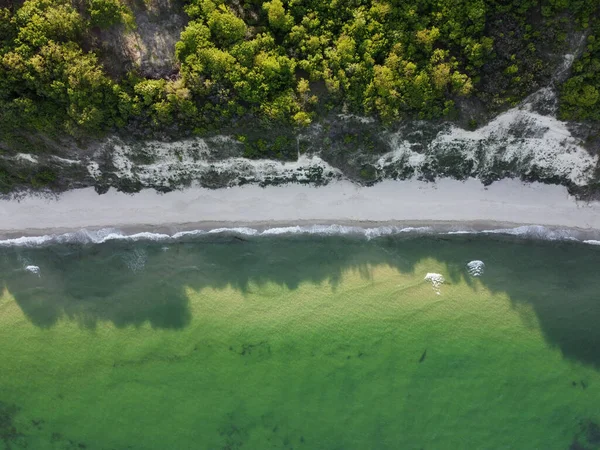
[0,0,598,142]
[560,17,600,121]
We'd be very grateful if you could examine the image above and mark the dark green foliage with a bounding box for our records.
[0,167,13,193]
[31,167,58,187]
[159,0,600,126]
[242,134,296,159]
[0,0,122,138]
[560,20,600,120]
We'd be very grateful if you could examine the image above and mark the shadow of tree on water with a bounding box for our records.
[0,233,599,369]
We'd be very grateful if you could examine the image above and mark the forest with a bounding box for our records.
[0,0,599,141]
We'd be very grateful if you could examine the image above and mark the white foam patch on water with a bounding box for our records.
[466,260,485,277]
[262,224,357,236]
[424,273,445,294]
[207,227,258,235]
[480,225,578,240]
[259,224,433,238]
[171,229,207,239]
[24,265,41,276]
[2,235,56,246]
[364,226,431,239]
[583,240,600,246]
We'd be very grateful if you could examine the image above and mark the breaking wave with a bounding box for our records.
[1,224,600,248]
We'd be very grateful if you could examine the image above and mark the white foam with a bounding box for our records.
[466,260,485,277]
[480,225,574,240]
[171,229,207,239]
[0,235,55,246]
[24,265,41,276]
[260,225,305,235]
[262,224,359,236]
[424,273,445,294]
[207,227,258,235]
[0,223,598,248]
[583,240,600,246]
[0,224,414,247]
[97,231,172,242]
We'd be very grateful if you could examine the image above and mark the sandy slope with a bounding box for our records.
[1,178,600,237]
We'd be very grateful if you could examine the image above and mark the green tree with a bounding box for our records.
[263,0,294,32]
[207,5,247,47]
[87,0,135,29]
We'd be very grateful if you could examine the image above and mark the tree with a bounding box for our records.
[87,0,135,29]
[263,0,294,32]
[207,5,247,47]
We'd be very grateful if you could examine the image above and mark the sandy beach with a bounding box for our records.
[1,178,600,237]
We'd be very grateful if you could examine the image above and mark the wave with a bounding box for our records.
[1,224,600,248]
[583,240,600,246]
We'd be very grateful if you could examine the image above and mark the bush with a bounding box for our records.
[208,5,247,47]
[31,168,57,188]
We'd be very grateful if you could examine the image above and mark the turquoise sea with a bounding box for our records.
[0,228,599,449]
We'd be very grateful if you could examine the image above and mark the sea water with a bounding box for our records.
[0,229,599,449]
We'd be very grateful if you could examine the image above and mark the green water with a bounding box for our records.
[0,234,599,450]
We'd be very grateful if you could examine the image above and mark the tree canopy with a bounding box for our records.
[0,0,598,141]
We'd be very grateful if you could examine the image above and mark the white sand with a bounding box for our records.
[1,178,600,236]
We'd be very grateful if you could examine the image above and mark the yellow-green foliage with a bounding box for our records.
[263,0,294,32]
[88,0,135,29]
[0,0,599,142]
[174,0,567,125]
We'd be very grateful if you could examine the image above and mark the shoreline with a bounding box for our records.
[1,178,600,240]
